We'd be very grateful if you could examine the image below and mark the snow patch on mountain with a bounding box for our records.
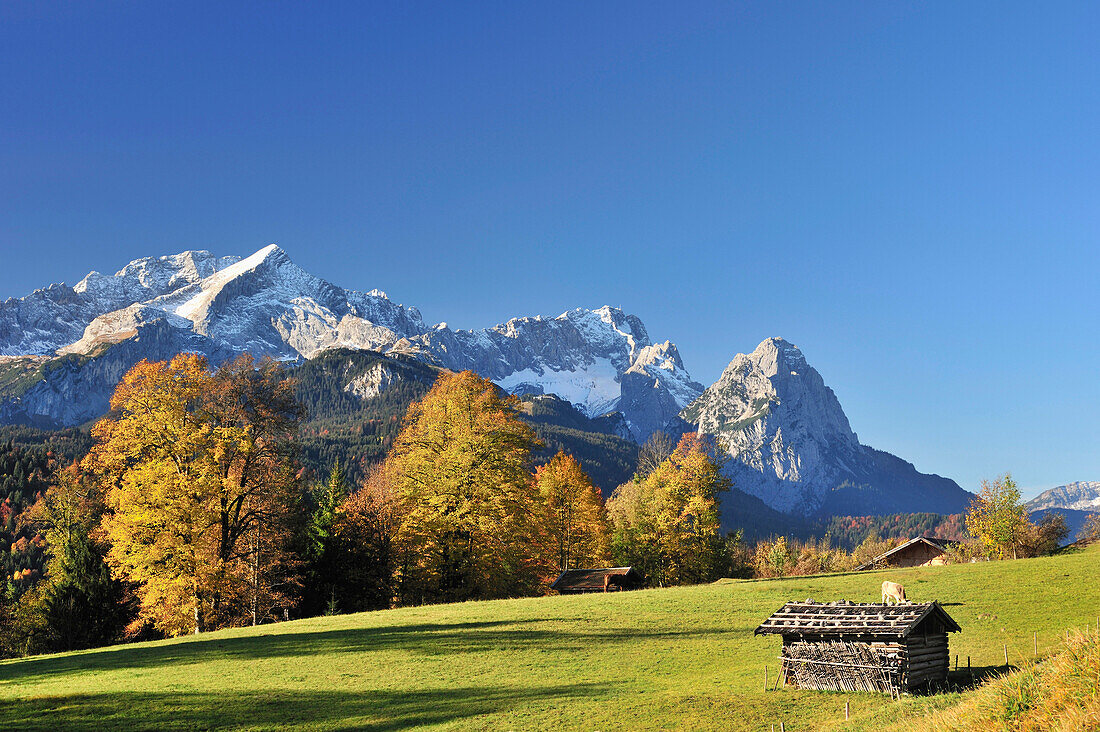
[395,305,702,440]
[498,357,622,416]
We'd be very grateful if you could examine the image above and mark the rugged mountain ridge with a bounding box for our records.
[1026,482,1100,513]
[0,250,240,356]
[393,306,702,440]
[0,245,700,440]
[682,337,972,519]
[0,245,976,522]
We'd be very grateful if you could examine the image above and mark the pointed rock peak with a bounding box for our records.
[241,243,289,266]
[210,244,299,284]
[73,271,102,291]
[635,340,685,370]
[747,337,808,376]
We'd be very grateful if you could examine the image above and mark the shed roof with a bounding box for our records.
[855,536,951,571]
[549,566,640,593]
[754,600,961,638]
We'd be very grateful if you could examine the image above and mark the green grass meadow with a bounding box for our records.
[2,546,1097,731]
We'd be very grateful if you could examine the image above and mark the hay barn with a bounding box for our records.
[755,600,961,694]
[549,567,643,594]
[856,536,950,571]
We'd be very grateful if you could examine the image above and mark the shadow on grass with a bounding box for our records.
[945,664,1015,691]
[0,618,735,684]
[0,682,615,731]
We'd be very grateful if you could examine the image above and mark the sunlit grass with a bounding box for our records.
[1,546,1097,730]
[913,626,1099,731]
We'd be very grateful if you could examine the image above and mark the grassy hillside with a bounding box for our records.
[2,547,1097,731]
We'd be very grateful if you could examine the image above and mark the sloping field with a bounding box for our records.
[1,546,1097,731]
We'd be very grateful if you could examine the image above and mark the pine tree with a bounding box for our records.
[301,460,349,615]
[25,463,128,651]
[41,526,128,651]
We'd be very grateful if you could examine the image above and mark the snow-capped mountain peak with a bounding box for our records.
[74,249,241,297]
[0,247,699,441]
[396,304,701,440]
[1026,482,1100,512]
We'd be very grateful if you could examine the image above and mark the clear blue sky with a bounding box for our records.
[2,2,1098,497]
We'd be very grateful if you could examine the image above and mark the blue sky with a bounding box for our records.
[2,2,1098,497]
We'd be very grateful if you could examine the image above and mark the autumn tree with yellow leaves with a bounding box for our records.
[534,451,610,574]
[607,433,730,586]
[964,473,1031,560]
[87,354,303,635]
[382,370,546,604]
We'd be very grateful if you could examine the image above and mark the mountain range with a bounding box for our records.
[1025,482,1100,513]
[0,244,973,522]
[1025,482,1100,540]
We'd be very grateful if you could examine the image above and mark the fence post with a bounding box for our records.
[1004,644,1008,666]
[765,666,768,692]
[845,700,850,720]
[1034,632,1037,656]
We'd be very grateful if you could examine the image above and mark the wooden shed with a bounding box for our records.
[755,600,961,694]
[549,566,643,594]
[856,536,950,571]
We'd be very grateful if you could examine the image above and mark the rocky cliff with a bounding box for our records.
[683,338,972,519]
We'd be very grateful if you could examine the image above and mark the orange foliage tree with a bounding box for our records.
[383,370,546,603]
[87,354,303,635]
[534,451,610,574]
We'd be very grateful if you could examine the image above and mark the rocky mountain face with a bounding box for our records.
[0,251,240,357]
[1026,482,1100,513]
[392,306,702,440]
[0,246,700,440]
[0,245,976,523]
[683,337,972,519]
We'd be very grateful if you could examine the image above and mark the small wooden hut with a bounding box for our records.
[549,567,643,594]
[755,600,961,694]
[855,536,950,571]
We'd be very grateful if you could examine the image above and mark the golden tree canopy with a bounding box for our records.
[88,354,302,635]
[965,473,1030,560]
[385,370,543,602]
[534,451,610,574]
[608,432,730,585]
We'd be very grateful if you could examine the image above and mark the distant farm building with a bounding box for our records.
[550,567,643,594]
[755,600,961,694]
[856,536,950,571]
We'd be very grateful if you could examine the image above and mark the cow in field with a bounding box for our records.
[881,580,907,605]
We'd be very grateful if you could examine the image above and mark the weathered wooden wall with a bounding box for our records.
[885,543,946,568]
[780,632,949,693]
